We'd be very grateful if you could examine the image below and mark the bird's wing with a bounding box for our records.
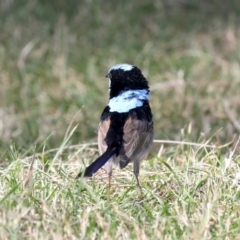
[119,116,154,169]
[98,118,110,155]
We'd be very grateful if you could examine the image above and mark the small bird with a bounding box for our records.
[76,63,154,189]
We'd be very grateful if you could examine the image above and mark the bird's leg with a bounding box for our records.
[104,161,113,195]
[133,161,143,197]
[134,173,143,197]
[135,173,141,189]
[108,173,112,191]
[106,172,112,200]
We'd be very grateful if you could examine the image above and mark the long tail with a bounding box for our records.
[76,147,117,178]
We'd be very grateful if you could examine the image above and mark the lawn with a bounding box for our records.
[0,0,240,239]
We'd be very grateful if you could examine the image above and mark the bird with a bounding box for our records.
[76,63,154,189]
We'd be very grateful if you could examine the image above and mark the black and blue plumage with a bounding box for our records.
[76,64,154,187]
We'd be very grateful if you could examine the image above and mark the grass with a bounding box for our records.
[1,136,240,239]
[1,0,240,239]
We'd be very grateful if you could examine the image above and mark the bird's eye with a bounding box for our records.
[105,73,112,78]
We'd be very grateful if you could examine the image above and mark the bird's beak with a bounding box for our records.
[105,73,110,78]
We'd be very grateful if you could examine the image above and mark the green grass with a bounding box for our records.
[1,138,240,239]
[1,0,240,239]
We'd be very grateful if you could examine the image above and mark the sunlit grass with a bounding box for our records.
[1,0,240,150]
[1,133,240,239]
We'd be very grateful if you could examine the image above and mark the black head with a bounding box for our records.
[106,64,149,98]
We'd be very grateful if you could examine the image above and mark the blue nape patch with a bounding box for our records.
[108,89,149,113]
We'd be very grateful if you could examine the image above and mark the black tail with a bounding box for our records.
[76,147,117,178]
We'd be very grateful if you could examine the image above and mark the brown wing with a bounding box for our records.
[98,118,110,155]
[97,118,115,175]
[119,117,154,169]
